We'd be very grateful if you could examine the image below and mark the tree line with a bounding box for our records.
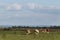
[0,25,60,31]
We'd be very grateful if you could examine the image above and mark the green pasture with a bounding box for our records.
[0,31,60,40]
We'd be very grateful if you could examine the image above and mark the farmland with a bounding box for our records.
[0,30,60,40]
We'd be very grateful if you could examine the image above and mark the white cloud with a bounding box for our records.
[27,3,60,10]
[1,3,60,11]
[13,3,22,10]
[27,3,42,9]
[44,6,60,9]
[6,3,22,10]
[27,3,36,9]
[40,6,60,10]
[6,6,11,10]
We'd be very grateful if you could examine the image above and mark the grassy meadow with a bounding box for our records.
[0,30,60,40]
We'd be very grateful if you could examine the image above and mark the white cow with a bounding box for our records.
[26,29,31,35]
[34,29,39,35]
[26,29,39,35]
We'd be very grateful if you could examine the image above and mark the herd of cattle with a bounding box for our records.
[26,29,50,35]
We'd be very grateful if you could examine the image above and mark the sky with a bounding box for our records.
[0,0,60,26]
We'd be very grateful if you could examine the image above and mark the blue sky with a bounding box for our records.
[0,0,60,26]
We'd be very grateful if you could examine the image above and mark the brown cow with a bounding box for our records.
[42,29,49,33]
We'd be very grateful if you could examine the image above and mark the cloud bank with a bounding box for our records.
[0,3,60,25]
[1,3,59,10]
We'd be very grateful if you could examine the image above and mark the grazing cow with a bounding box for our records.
[26,29,31,35]
[42,29,49,33]
[26,29,39,35]
[42,29,46,33]
[34,29,39,35]
[46,29,50,33]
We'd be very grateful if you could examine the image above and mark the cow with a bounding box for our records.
[26,29,31,35]
[26,29,39,35]
[34,29,39,35]
[42,28,50,33]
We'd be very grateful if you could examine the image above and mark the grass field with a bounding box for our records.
[0,31,60,40]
